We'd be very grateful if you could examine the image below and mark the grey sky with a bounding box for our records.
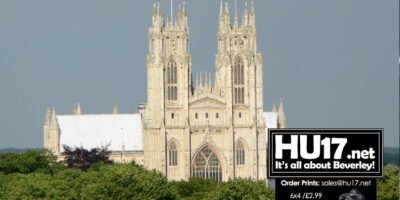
[0,0,398,148]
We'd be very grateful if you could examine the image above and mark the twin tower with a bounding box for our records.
[146,1,266,127]
[143,1,285,181]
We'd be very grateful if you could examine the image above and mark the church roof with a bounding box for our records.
[57,114,143,152]
[56,112,276,152]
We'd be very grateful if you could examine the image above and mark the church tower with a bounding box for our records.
[215,1,264,125]
[146,1,191,127]
[144,1,192,179]
[214,1,266,179]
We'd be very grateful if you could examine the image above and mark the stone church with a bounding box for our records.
[44,1,286,182]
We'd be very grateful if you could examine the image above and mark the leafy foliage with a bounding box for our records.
[0,163,177,199]
[377,164,399,200]
[62,145,113,171]
[3,148,397,200]
[81,164,177,200]
[169,178,274,200]
[170,178,219,199]
[208,178,275,200]
[0,149,63,175]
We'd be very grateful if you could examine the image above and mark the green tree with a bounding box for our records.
[0,164,178,200]
[377,164,399,200]
[208,178,274,200]
[80,164,177,200]
[0,149,60,175]
[0,172,74,199]
[170,178,219,199]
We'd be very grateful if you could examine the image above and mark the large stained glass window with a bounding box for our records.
[191,146,222,182]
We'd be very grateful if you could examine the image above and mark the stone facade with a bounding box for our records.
[143,1,285,181]
[44,1,287,182]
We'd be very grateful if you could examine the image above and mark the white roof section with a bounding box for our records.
[263,112,278,143]
[57,114,143,152]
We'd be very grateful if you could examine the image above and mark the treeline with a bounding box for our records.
[0,147,33,153]
[383,147,399,166]
[0,149,274,199]
[0,148,398,199]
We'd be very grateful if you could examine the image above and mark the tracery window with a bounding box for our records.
[236,141,245,165]
[169,142,177,166]
[234,57,244,104]
[192,146,222,182]
[167,59,178,100]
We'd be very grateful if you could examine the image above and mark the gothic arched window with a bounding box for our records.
[167,59,178,100]
[234,57,244,104]
[169,142,177,166]
[236,141,245,165]
[192,146,222,182]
